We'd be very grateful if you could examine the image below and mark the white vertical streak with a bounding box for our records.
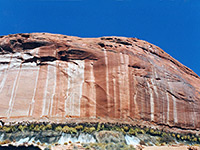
[90,63,95,82]
[0,55,13,94]
[104,50,110,113]
[65,96,68,116]
[154,69,158,79]
[0,71,2,90]
[7,69,21,118]
[113,77,117,117]
[90,62,96,117]
[117,64,121,118]
[151,79,158,98]
[29,67,40,116]
[118,53,130,118]
[49,62,57,116]
[119,53,124,118]
[146,81,154,121]
[65,60,85,116]
[168,83,178,123]
[133,91,138,115]
[0,73,7,93]
[125,54,130,117]
[68,64,73,116]
[150,78,158,121]
[65,63,70,116]
[133,76,138,116]
[77,60,84,116]
[71,92,74,115]
[172,94,178,123]
[0,64,9,94]
[65,62,72,116]
[45,64,57,116]
[166,92,170,124]
[41,65,50,117]
[0,72,2,83]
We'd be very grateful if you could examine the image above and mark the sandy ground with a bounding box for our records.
[142,146,200,150]
[43,145,200,150]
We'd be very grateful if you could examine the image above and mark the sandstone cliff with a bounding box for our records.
[0,33,199,130]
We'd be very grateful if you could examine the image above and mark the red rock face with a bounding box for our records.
[0,33,200,130]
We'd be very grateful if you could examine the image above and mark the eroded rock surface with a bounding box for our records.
[0,33,200,130]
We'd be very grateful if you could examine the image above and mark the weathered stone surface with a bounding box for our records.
[0,33,200,130]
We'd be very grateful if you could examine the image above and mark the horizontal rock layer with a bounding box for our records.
[0,33,200,130]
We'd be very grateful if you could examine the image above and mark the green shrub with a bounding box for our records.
[181,136,184,140]
[149,129,155,135]
[89,127,96,133]
[144,127,149,133]
[55,126,62,132]
[123,126,129,132]
[161,132,167,137]
[183,135,187,140]
[192,137,198,142]
[18,125,27,132]
[69,127,77,134]
[187,135,191,141]
[101,124,105,130]
[3,126,11,132]
[39,124,46,131]
[134,127,139,132]
[75,125,83,131]
[177,134,181,139]
[83,127,96,133]
[3,126,16,133]
[171,133,176,138]
[45,124,52,130]
[62,126,77,134]
[29,124,35,130]
[128,128,137,136]
[113,126,121,132]
[153,130,161,136]
[97,123,101,131]
[83,127,89,133]
[33,125,40,132]
[121,128,126,134]
[62,126,69,132]
[138,129,145,134]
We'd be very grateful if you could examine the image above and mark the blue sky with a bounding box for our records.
[0,0,199,76]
